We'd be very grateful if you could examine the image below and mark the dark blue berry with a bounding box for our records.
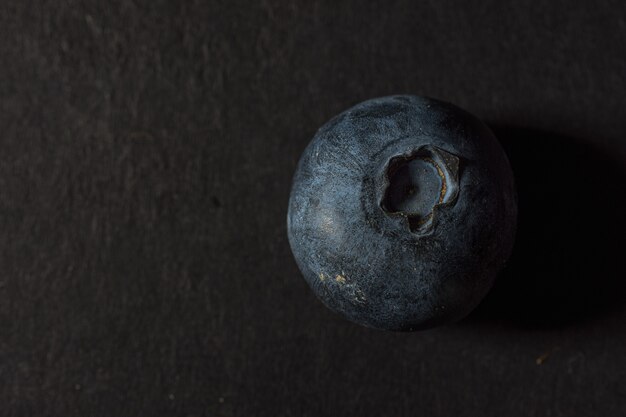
[287,96,517,331]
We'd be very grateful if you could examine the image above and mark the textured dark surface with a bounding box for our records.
[0,1,625,416]
[288,96,517,330]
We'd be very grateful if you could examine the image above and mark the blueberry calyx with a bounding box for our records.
[380,145,460,234]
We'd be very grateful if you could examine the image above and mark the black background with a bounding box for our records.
[1,1,625,416]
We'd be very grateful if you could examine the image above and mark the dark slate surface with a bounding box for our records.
[0,1,625,416]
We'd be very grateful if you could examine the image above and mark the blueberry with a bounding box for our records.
[287,96,517,331]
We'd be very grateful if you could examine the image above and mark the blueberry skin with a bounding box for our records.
[287,95,517,331]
